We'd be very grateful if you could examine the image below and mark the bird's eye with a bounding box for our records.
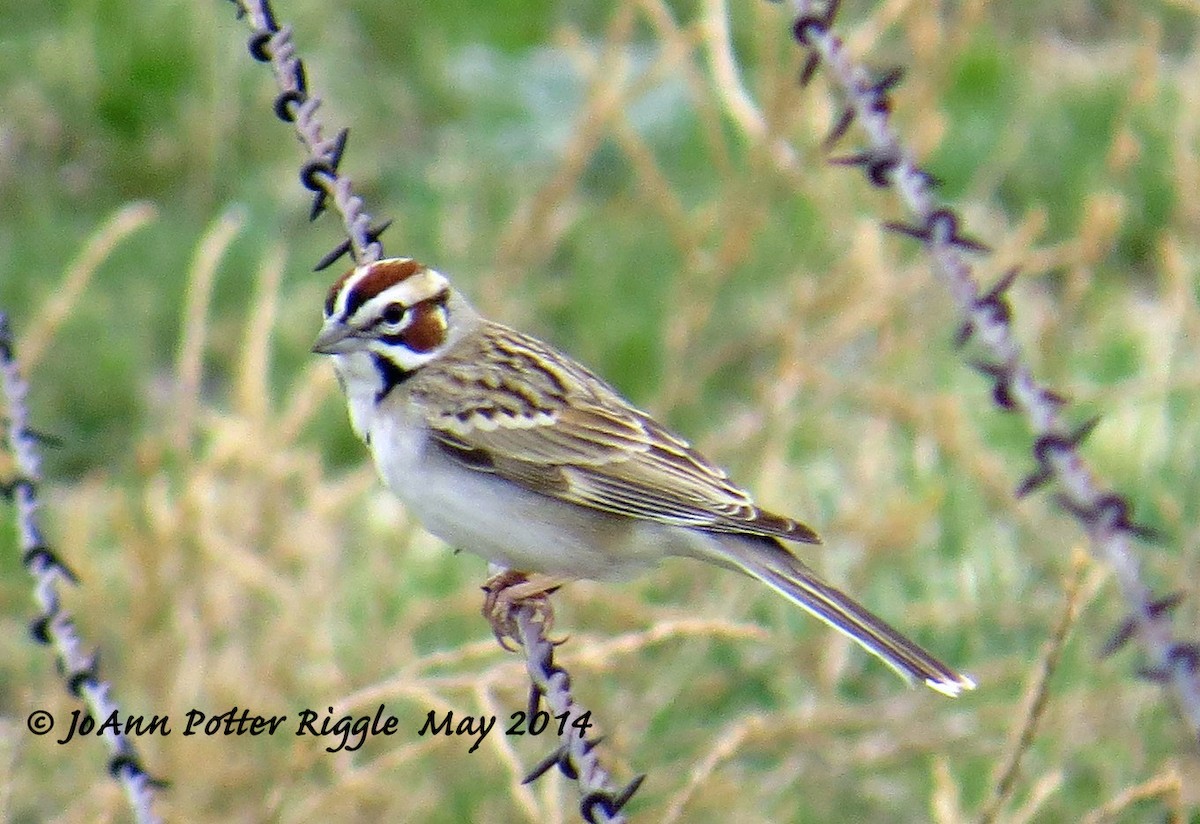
[381,303,406,325]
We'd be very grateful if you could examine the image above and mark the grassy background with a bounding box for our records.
[2,0,1199,821]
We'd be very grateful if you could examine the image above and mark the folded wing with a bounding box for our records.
[414,322,819,544]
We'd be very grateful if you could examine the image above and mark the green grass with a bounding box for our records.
[2,1,1197,821]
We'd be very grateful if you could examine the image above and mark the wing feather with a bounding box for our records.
[412,321,819,544]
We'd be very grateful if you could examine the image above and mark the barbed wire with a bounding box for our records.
[780,0,1200,743]
[222,0,643,817]
[0,312,165,823]
[225,0,389,270]
[513,606,645,824]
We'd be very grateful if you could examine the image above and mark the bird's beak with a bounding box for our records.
[311,320,360,355]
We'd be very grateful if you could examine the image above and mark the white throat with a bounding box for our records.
[332,351,388,442]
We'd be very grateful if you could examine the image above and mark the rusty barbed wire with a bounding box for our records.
[0,312,165,823]
[781,0,1200,742]
[222,0,642,817]
[225,0,388,270]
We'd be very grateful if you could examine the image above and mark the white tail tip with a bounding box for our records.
[926,673,977,698]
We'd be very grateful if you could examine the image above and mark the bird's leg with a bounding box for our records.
[482,570,567,651]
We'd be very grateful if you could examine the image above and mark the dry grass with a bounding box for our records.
[3,1,1200,821]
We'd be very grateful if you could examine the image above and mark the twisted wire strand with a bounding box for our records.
[514,607,645,824]
[783,0,1200,741]
[230,0,387,269]
[0,313,164,824]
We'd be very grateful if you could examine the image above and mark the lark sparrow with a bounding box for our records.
[313,258,974,696]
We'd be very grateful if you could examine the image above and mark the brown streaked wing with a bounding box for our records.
[414,321,820,544]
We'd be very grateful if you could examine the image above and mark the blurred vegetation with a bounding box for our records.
[2,0,1199,821]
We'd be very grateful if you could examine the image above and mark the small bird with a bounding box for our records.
[313,258,974,696]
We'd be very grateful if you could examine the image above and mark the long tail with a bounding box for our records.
[735,543,975,697]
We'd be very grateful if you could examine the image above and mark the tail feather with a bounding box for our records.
[739,549,974,697]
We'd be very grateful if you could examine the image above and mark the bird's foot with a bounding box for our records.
[482,571,565,651]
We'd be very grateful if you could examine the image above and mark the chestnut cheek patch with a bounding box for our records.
[402,303,448,353]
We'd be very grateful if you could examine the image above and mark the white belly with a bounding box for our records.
[364,400,668,580]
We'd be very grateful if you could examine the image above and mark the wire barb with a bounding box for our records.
[0,418,63,448]
[313,219,394,271]
[306,128,349,220]
[22,543,80,583]
[883,209,990,253]
[956,268,1020,347]
[66,652,101,698]
[1103,593,1184,658]
[792,0,841,85]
